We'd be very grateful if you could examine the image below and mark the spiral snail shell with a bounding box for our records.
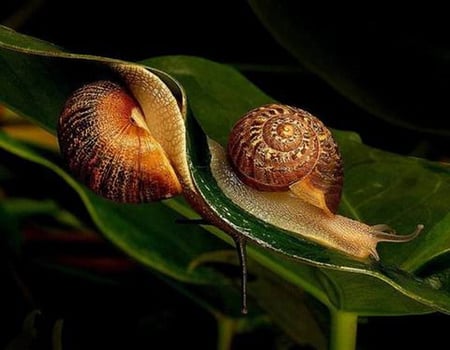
[227,104,343,216]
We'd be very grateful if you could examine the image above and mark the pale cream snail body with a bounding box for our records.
[57,62,422,262]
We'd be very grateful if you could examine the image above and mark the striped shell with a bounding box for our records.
[57,64,189,203]
[227,104,343,215]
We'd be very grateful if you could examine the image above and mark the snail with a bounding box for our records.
[209,104,423,260]
[57,62,422,312]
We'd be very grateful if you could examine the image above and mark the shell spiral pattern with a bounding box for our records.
[227,104,343,214]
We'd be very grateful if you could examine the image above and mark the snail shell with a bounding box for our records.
[227,104,343,216]
[57,63,192,203]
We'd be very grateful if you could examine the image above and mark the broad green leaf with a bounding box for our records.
[403,213,450,272]
[248,1,450,135]
[0,25,61,52]
[1,26,450,316]
[317,268,433,315]
[183,130,449,314]
[146,56,450,314]
[0,131,227,284]
[145,56,273,145]
[336,142,450,270]
[147,55,450,271]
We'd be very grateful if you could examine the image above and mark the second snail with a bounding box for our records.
[57,63,423,261]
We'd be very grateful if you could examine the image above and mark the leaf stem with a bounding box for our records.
[329,311,358,350]
[52,319,64,350]
[216,316,237,350]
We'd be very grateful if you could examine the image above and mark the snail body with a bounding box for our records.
[57,64,422,261]
[210,139,421,260]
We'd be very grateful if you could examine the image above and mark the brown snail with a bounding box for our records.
[57,63,422,262]
[209,104,423,260]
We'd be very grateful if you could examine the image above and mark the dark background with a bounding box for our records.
[4,0,445,158]
[1,1,449,349]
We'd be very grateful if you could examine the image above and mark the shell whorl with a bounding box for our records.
[227,104,343,215]
[57,80,182,202]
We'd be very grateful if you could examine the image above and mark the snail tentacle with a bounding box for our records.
[370,224,396,234]
[371,224,424,242]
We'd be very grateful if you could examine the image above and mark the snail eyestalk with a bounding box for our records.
[371,224,424,242]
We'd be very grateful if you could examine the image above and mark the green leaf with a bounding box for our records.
[1,26,450,317]
[248,2,450,135]
[188,249,327,349]
[2,198,60,219]
[0,27,231,284]
[336,141,450,270]
[146,56,450,314]
[144,56,274,145]
[0,131,227,284]
[0,201,21,255]
[0,25,61,52]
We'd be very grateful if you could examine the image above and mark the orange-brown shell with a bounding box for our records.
[57,80,182,202]
[227,104,343,215]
